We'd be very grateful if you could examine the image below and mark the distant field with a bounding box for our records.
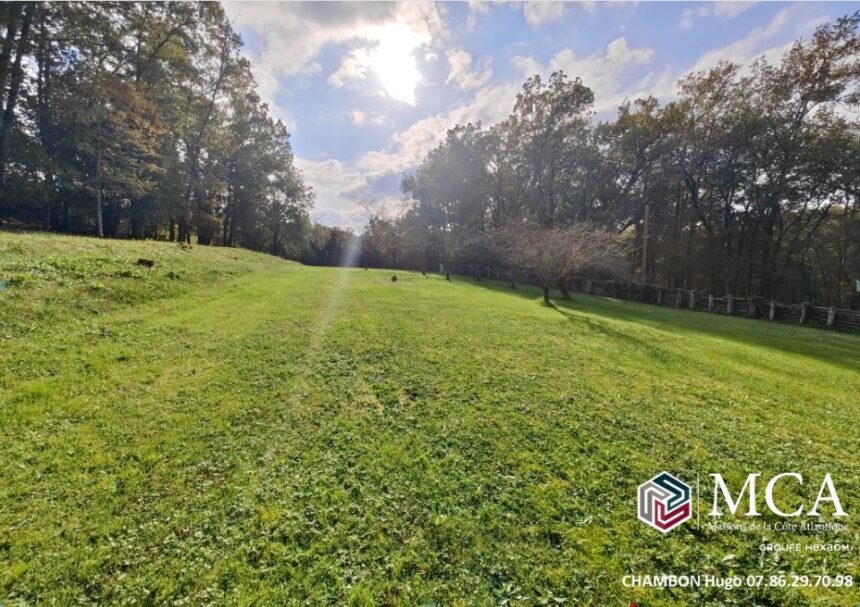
[1,232,858,606]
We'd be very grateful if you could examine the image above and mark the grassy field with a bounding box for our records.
[1,232,858,606]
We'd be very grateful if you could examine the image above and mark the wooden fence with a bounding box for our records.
[569,276,860,333]
[459,264,860,333]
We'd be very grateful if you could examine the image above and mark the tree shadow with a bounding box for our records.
[457,276,860,373]
[545,300,676,363]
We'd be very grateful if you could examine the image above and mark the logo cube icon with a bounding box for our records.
[638,472,692,533]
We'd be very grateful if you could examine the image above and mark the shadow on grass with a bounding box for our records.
[455,275,860,373]
[545,300,675,363]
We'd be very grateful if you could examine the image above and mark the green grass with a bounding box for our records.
[1,232,858,606]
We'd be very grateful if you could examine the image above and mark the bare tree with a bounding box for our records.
[500,222,628,305]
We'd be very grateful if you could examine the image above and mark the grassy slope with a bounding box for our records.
[0,232,858,606]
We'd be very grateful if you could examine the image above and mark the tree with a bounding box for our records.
[500,222,628,305]
[395,11,860,307]
[0,2,312,259]
[503,72,594,226]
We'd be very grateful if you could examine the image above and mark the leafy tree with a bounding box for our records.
[0,1,312,260]
[397,12,860,307]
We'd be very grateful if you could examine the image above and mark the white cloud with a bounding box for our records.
[595,7,815,116]
[296,157,371,224]
[224,2,447,108]
[712,1,757,19]
[522,1,567,27]
[357,81,520,178]
[298,156,405,227]
[689,8,790,73]
[680,1,756,30]
[466,1,585,30]
[350,109,385,126]
[513,37,654,112]
[464,0,493,29]
[328,49,371,89]
[511,54,542,77]
[583,9,806,116]
[467,0,493,15]
[326,16,446,105]
[446,48,493,90]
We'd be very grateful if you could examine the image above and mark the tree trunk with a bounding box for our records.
[183,35,231,243]
[35,9,56,228]
[95,195,104,237]
[221,205,229,245]
[42,171,55,229]
[103,204,121,238]
[197,225,212,245]
[542,285,551,305]
[0,2,34,184]
[130,199,145,239]
[95,142,103,237]
[62,198,70,232]
[227,211,236,246]
[0,5,22,98]
[557,276,571,299]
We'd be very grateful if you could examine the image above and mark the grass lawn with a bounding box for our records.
[1,232,858,606]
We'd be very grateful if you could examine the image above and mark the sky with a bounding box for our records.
[223,1,859,228]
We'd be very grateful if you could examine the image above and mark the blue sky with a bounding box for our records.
[223,1,859,227]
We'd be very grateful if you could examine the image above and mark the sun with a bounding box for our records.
[366,25,423,105]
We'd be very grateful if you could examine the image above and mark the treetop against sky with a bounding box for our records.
[224,1,858,227]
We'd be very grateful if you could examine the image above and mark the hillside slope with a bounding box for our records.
[1,233,858,606]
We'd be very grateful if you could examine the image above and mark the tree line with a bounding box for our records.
[3,6,858,306]
[358,14,860,307]
[0,2,313,258]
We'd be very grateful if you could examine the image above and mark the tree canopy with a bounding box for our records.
[0,2,313,258]
[388,13,860,307]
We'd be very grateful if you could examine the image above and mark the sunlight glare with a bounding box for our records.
[366,25,422,105]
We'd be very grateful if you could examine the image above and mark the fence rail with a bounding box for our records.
[457,264,859,333]
[570,277,860,333]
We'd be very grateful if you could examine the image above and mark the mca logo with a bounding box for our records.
[638,472,692,533]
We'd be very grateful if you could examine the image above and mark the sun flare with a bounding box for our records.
[366,25,422,105]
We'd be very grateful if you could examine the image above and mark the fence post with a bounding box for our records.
[689,290,696,310]
[708,295,714,312]
[747,300,756,317]
[726,295,734,315]
[675,289,683,308]
[769,300,776,321]
[656,287,662,305]
[799,302,809,325]
[584,278,592,294]
[827,306,836,327]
